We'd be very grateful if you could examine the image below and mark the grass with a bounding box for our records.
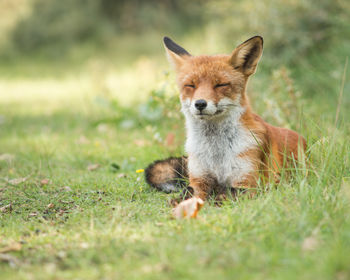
[0,47,350,280]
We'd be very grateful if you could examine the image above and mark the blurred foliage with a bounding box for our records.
[7,0,349,60]
[11,0,101,53]
[9,0,206,53]
[94,73,182,130]
[1,0,349,121]
[99,0,206,32]
[205,0,350,65]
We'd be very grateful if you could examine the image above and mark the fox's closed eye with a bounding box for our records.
[184,84,195,88]
[215,83,230,88]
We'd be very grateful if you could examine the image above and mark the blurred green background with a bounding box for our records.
[0,0,349,118]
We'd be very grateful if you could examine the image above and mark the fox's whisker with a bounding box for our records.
[218,104,238,108]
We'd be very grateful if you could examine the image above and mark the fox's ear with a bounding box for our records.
[230,36,263,76]
[163,36,191,69]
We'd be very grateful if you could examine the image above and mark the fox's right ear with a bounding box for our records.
[230,36,263,76]
[163,36,191,69]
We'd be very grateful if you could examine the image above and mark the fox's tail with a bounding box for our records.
[145,156,188,193]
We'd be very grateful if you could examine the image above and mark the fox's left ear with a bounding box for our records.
[163,36,191,69]
[230,36,263,76]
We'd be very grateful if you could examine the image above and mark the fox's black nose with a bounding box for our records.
[194,99,207,111]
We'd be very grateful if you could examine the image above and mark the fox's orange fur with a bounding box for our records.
[145,36,306,217]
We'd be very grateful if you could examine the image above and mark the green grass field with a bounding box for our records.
[0,8,350,274]
[1,0,350,278]
[1,53,349,279]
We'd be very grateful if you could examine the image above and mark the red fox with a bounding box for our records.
[145,36,306,218]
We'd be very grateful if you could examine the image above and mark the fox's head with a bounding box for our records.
[163,36,263,121]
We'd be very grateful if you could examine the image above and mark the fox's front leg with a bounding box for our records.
[172,175,215,219]
[232,171,260,198]
[189,175,215,200]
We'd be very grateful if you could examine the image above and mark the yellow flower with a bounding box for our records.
[136,169,144,173]
[94,141,101,147]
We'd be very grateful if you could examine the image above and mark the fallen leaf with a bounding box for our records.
[40,179,50,186]
[7,177,27,185]
[62,186,72,192]
[87,163,100,171]
[47,203,54,209]
[0,204,12,213]
[0,242,22,254]
[172,197,204,219]
[57,209,69,216]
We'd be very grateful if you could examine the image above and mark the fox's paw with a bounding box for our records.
[214,193,228,206]
[172,197,204,219]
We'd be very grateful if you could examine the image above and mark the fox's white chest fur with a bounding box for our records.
[184,109,257,188]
